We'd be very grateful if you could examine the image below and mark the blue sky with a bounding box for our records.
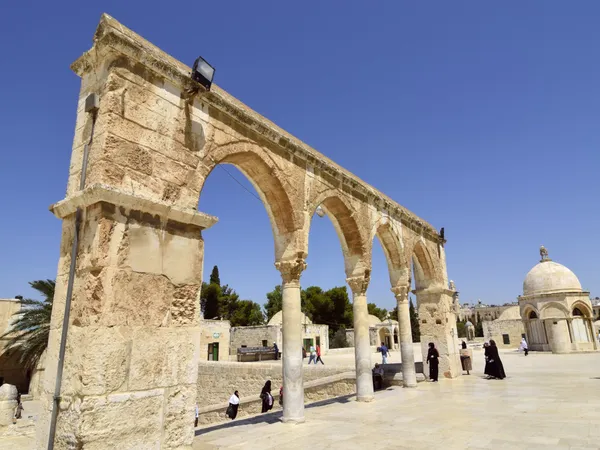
[1,1,599,311]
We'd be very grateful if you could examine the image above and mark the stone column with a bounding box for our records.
[37,187,217,449]
[414,286,461,378]
[347,273,374,402]
[275,258,307,423]
[392,286,417,388]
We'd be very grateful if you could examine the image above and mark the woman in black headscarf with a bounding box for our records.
[260,380,274,413]
[426,342,439,382]
[226,391,240,420]
[485,340,506,380]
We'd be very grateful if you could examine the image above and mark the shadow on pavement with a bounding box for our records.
[195,394,355,436]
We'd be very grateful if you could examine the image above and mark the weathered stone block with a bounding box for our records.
[73,390,164,449]
[129,328,200,391]
[60,326,130,396]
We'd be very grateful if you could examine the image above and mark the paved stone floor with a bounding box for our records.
[194,349,600,450]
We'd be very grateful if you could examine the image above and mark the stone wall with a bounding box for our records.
[196,372,355,425]
[483,320,525,349]
[196,361,354,408]
[230,326,280,355]
[199,320,230,361]
[230,324,329,356]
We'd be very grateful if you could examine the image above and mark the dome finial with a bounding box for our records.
[539,245,551,262]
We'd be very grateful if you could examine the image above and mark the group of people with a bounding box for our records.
[304,344,324,364]
[483,340,506,379]
[425,340,508,382]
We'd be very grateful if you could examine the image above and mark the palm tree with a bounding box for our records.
[0,279,54,369]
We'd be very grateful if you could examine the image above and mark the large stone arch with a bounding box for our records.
[410,239,438,289]
[304,191,369,277]
[368,217,409,288]
[40,15,455,448]
[197,141,301,260]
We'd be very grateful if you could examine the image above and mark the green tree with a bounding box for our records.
[304,286,333,326]
[229,300,265,326]
[201,282,221,320]
[209,265,220,285]
[326,286,353,329]
[0,279,55,369]
[367,303,387,321]
[409,298,420,342]
[264,285,283,321]
[475,312,484,338]
[330,326,349,348]
[456,319,466,338]
[219,284,240,319]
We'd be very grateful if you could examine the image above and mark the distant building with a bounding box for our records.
[483,306,525,348]
[346,315,399,350]
[519,248,597,353]
[230,311,329,358]
[0,298,31,393]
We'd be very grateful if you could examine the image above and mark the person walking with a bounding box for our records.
[379,342,389,364]
[194,404,199,428]
[315,344,324,365]
[308,345,317,364]
[485,340,506,380]
[226,391,240,420]
[520,337,529,356]
[273,342,279,360]
[260,380,274,413]
[461,340,467,349]
[426,342,440,382]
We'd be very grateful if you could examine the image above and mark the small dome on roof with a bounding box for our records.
[496,306,521,321]
[465,321,474,327]
[268,310,312,326]
[523,261,582,296]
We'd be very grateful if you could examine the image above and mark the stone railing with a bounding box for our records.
[197,361,354,408]
[196,372,356,426]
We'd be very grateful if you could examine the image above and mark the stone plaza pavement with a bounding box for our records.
[194,349,600,450]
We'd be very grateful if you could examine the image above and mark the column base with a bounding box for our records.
[356,395,374,402]
[403,383,418,388]
[282,416,306,424]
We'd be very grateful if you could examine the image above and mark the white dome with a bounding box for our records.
[523,261,582,296]
[268,310,312,326]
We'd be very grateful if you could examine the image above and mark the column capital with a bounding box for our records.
[275,258,307,286]
[346,270,371,296]
[391,285,410,302]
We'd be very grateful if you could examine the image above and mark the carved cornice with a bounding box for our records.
[346,271,371,296]
[275,258,307,285]
[50,184,218,230]
[72,14,443,247]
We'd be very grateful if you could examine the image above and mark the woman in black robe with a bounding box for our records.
[485,340,506,379]
[483,342,492,377]
[226,391,240,420]
[260,380,273,413]
[426,342,439,382]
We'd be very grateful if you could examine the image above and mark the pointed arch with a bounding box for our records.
[305,191,368,276]
[368,217,409,288]
[198,142,300,259]
[571,301,592,318]
[410,239,437,290]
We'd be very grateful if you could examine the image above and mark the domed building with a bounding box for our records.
[519,247,597,353]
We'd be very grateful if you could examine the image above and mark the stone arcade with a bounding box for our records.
[38,15,459,449]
